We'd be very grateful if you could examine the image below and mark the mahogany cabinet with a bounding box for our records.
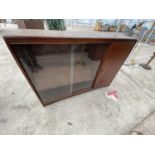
[3,30,137,106]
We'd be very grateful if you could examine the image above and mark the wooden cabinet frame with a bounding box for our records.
[3,30,137,106]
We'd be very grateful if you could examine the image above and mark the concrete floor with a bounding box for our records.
[0,28,155,134]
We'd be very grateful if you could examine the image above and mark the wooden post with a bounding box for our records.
[140,52,155,70]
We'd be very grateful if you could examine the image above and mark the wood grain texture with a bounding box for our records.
[3,29,137,40]
[94,42,136,87]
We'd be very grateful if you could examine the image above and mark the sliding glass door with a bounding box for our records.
[11,43,106,104]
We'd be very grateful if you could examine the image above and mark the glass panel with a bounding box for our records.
[11,44,72,103]
[72,43,107,92]
[11,43,107,104]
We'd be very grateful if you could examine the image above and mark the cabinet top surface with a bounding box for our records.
[3,29,137,41]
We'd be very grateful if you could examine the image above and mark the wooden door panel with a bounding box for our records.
[94,42,136,87]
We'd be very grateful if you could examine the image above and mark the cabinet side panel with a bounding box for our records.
[94,42,136,87]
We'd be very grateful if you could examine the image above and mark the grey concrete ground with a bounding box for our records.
[0,26,155,134]
[130,112,155,135]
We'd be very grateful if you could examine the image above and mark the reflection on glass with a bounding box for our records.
[72,44,106,92]
[11,43,107,104]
